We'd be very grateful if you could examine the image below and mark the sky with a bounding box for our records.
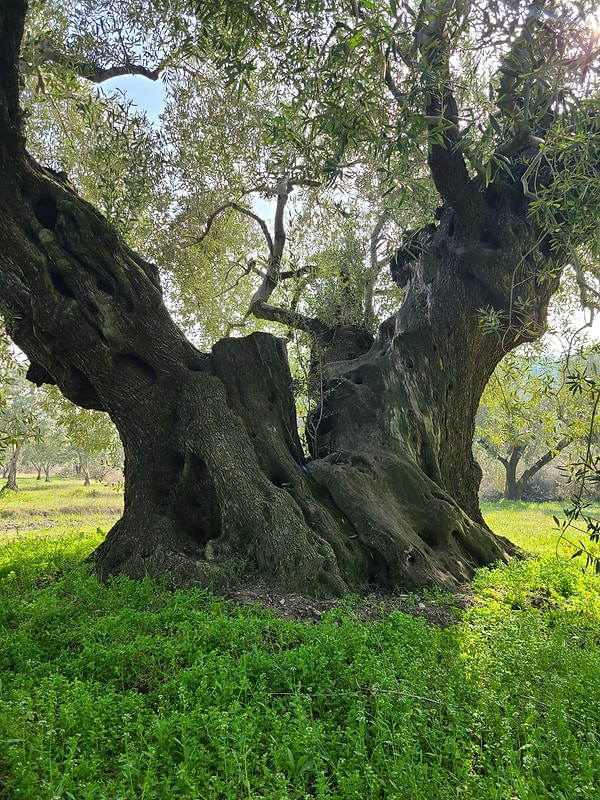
[102,75,166,124]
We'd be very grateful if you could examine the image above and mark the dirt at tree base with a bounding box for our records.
[222,583,474,626]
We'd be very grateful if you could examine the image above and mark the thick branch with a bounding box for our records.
[414,7,473,209]
[0,0,27,155]
[250,301,328,337]
[517,437,570,490]
[75,61,162,84]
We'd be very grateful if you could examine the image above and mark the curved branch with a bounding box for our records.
[75,62,162,84]
[517,437,571,490]
[250,301,328,338]
[190,202,274,255]
[21,37,163,85]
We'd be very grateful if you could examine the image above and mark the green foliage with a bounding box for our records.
[552,351,600,573]
[475,344,594,499]
[19,0,600,354]
[1,500,600,798]
[0,361,43,456]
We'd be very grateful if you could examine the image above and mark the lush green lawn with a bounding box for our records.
[1,490,599,799]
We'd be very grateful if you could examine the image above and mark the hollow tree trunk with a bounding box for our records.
[0,0,565,594]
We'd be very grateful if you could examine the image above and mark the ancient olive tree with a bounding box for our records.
[1,0,600,594]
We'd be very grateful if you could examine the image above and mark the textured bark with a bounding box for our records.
[0,0,568,594]
[2,444,21,491]
[499,447,527,501]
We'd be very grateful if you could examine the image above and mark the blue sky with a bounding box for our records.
[102,75,166,124]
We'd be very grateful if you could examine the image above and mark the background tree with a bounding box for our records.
[1,0,600,593]
[51,393,122,485]
[21,412,68,481]
[0,362,42,490]
[475,346,593,500]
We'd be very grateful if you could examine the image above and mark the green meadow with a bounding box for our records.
[1,480,599,799]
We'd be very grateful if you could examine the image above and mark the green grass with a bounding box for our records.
[481,500,600,560]
[1,495,600,799]
[0,475,122,546]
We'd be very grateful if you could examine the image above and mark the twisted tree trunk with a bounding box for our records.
[0,0,565,594]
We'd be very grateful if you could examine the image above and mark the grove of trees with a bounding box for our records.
[475,345,597,500]
[1,0,600,593]
[0,360,123,488]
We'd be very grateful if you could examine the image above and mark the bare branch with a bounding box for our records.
[188,203,274,255]
[365,211,391,320]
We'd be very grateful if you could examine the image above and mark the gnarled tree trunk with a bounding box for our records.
[0,0,565,594]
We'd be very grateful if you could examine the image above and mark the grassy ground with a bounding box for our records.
[1,486,599,799]
[0,475,122,543]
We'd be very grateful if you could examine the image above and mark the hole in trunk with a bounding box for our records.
[418,529,439,548]
[34,196,58,230]
[270,473,291,488]
[51,271,75,299]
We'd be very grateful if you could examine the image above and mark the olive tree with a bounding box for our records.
[1,0,600,593]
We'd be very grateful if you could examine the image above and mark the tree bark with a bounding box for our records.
[0,0,567,594]
[499,446,526,501]
[500,438,570,500]
[2,443,21,491]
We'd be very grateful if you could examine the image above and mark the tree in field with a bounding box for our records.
[1,0,600,593]
[0,363,41,490]
[475,347,592,500]
[53,395,123,485]
[21,406,67,480]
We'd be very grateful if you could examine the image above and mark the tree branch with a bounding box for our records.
[517,437,571,490]
[189,202,274,255]
[250,301,328,337]
[365,211,390,321]
[0,0,27,155]
[76,62,162,84]
[21,37,163,85]
[414,3,472,209]
[249,177,289,306]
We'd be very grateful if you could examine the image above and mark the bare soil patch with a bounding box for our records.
[223,584,473,626]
